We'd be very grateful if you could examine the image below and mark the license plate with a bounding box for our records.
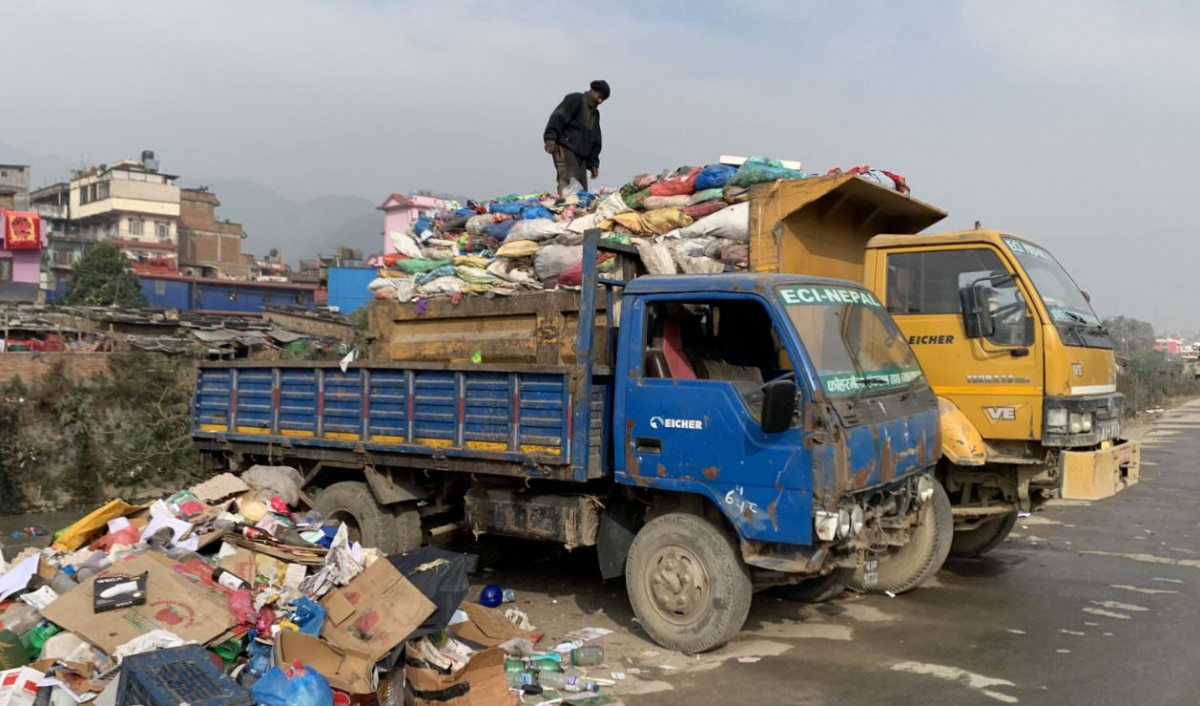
[863,558,879,588]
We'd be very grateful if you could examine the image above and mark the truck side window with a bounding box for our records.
[887,249,1030,346]
[643,300,793,410]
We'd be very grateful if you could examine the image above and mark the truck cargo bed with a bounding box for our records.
[192,361,610,482]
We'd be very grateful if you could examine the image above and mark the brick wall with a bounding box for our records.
[0,352,114,382]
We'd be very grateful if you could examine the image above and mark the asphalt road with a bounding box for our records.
[483,402,1200,705]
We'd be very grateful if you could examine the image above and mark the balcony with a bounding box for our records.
[33,203,68,220]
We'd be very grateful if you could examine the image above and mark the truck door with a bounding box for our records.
[884,247,1043,441]
[615,294,814,545]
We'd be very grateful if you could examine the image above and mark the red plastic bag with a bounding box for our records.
[681,201,728,220]
[557,252,615,287]
[382,252,409,267]
[649,168,700,196]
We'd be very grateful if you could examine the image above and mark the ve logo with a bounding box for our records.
[984,406,1017,422]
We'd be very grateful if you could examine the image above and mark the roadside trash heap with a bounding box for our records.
[0,467,618,705]
[368,158,910,303]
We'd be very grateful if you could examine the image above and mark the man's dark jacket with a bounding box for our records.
[544,92,602,170]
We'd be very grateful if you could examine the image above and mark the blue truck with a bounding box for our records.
[192,232,948,652]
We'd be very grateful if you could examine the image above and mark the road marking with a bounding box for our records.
[1056,649,1071,654]
[1060,629,1085,636]
[1111,584,1179,595]
[891,661,1018,703]
[1084,622,1099,626]
[1006,629,1027,635]
[1091,600,1148,612]
[1153,577,1184,584]
[1083,607,1130,620]
[1081,550,1200,570]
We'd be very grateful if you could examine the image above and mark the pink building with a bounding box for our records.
[377,193,453,255]
[1,211,44,303]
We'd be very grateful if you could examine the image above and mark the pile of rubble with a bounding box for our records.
[0,468,618,705]
[368,158,909,303]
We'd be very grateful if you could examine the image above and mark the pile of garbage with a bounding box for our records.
[0,467,619,705]
[367,158,910,303]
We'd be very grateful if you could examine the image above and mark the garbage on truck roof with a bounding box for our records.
[367,157,911,304]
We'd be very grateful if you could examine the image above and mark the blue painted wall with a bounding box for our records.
[138,277,315,313]
[327,267,377,314]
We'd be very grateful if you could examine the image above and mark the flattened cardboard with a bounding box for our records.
[451,602,534,648]
[189,473,251,503]
[41,555,236,656]
[218,549,256,587]
[404,644,508,706]
[319,559,435,663]
[274,631,374,695]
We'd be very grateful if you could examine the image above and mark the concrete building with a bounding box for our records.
[0,165,31,211]
[67,151,181,272]
[178,187,250,279]
[378,193,453,255]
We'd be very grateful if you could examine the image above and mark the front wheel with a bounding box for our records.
[625,513,752,653]
[950,512,1017,558]
[851,479,953,594]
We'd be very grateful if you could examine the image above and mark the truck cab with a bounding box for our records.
[865,228,1138,550]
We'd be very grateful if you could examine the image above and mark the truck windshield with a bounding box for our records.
[777,285,924,397]
[1003,237,1112,349]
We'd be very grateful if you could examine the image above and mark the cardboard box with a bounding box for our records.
[403,644,508,706]
[218,548,257,587]
[41,555,237,656]
[319,559,436,663]
[451,603,534,649]
[274,631,374,695]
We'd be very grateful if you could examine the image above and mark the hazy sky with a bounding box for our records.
[3,1,1197,329]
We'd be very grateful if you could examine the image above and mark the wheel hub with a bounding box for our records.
[646,545,709,625]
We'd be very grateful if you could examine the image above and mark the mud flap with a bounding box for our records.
[1061,440,1140,500]
[597,498,642,580]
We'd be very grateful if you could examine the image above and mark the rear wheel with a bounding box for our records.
[313,481,419,555]
[950,512,1017,558]
[625,512,752,653]
[771,567,855,603]
[851,479,953,594]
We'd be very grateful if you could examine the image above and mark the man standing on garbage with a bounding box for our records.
[543,80,610,194]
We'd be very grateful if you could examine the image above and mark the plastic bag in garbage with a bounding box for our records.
[520,204,555,220]
[642,194,692,210]
[668,202,750,241]
[418,276,464,297]
[687,188,726,205]
[250,661,333,706]
[395,258,452,275]
[416,264,457,286]
[612,208,694,236]
[726,155,806,188]
[595,192,631,220]
[466,214,496,236]
[389,231,424,260]
[506,218,566,242]
[694,163,737,191]
[535,243,583,281]
[649,167,700,196]
[633,239,677,275]
[482,220,515,241]
[681,200,728,220]
[496,240,540,259]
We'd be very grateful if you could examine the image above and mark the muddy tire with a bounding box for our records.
[950,512,1017,558]
[852,479,953,594]
[313,481,406,554]
[771,567,855,603]
[625,512,752,653]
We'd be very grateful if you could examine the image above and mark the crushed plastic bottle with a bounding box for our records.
[570,645,604,666]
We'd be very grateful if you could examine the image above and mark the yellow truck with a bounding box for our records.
[745,174,1140,556]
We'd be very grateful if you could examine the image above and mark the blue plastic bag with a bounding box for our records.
[416,264,457,285]
[250,662,332,706]
[726,155,806,188]
[412,214,434,237]
[483,220,516,241]
[290,597,326,637]
[520,205,555,220]
[455,208,476,217]
[488,201,527,216]
[694,164,737,191]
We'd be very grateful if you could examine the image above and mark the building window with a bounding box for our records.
[156,221,169,240]
[79,187,89,205]
[129,218,143,236]
[97,182,109,199]
[89,184,98,202]
[0,259,11,282]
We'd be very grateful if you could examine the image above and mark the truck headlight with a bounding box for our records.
[1068,412,1092,433]
[850,506,865,536]
[917,475,935,503]
[837,509,852,539]
[815,511,838,541]
[1045,408,1068,431]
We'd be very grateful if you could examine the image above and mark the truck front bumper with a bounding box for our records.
[1060,438,1140,501]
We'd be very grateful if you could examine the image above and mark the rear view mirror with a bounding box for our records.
[760,379,797,434]
[960,283,996,339]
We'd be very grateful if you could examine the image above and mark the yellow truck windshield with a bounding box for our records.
[777,285,924,397]
[1003,237,1112,349]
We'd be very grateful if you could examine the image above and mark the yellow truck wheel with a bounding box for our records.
[949,512,1017,558]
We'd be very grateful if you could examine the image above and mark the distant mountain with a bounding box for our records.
[0,142,383,260]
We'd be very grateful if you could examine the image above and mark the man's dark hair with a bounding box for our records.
[590,80,611,100]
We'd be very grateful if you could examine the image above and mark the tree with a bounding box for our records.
[1102,315,1156,356]
[64,244,148,307]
